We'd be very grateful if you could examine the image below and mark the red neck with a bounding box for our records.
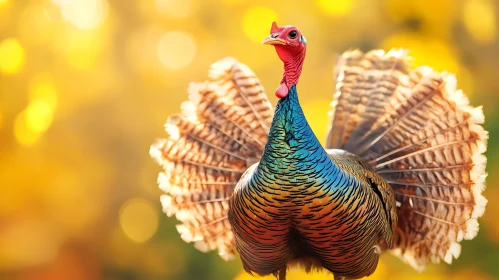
[273,45,306,98]
[281,53,305,87]
[276,46,306,88]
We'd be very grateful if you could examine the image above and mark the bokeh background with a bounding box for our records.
[1,0,498,279]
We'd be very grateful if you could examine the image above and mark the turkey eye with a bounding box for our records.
[288,30,297,39]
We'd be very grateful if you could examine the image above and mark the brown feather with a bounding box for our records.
[150,57,272,260]
[326,49,488,270]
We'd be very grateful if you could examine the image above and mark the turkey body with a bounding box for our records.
[151,50,488,280]
[228,86,397,279]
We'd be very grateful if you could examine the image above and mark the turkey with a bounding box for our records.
[149,22,488,280]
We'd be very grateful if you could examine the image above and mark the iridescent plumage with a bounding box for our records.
[229,86,397,279]
[150,23,488,280]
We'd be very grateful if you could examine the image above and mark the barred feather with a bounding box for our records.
[326,49,488,270]
[150,57,272,260]
[151,49,487,279]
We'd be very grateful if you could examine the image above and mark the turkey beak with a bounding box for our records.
[262,34,286,45]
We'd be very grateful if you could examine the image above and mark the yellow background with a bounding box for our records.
[1,0,498,279]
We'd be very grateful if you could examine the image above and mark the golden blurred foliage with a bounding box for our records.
[317,0,354,16]
[156,0,193,19]
[463,0,496,44]
[0,38,24,75]
[119,198,159,243]
[0,0,498,279]
[157,31,197,70]
[243,6,279,43]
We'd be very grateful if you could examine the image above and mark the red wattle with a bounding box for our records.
[275,83,289,98]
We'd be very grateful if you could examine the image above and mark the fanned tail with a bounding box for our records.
[326,49,488,270]
[150,57,272,260]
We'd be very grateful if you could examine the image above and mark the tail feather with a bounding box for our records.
[326,49,488,270]
[209,58,273,132]
[191,82,267,150]
[328,49,411,150]
[150,57,272,260]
